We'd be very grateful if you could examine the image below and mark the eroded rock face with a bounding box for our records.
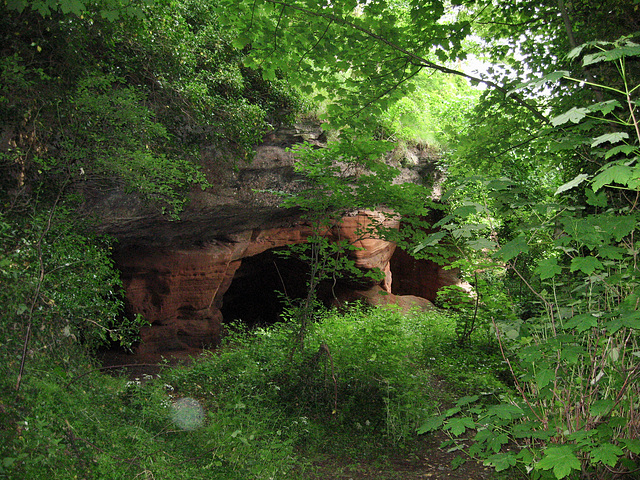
[114,212,405,355]
[97,124,457,356]
[390,248,461,303]
[115,224,313,354]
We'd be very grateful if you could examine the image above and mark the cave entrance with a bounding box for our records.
[221,248,311,328]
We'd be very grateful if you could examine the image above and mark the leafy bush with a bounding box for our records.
[0,290,512,479]
[0,206,146,391]
[419,36,640,480]
[185,303,508,448]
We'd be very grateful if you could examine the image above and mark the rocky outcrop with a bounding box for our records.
[114,212,402,354]
[390,248,461,302]
[114,225,310,354]
[331,285,435,313]
[97,124,457,356]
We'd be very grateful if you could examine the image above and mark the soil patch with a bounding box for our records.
[301,431,499,480]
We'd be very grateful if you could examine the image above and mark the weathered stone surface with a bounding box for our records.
[90,126,316,247]
[328,210,400,291]
[389,248,463,303]
[95,124,458,356]
[331,285,435,313]
[114,213,403,354]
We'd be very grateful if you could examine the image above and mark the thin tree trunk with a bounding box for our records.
[557,0,604,102]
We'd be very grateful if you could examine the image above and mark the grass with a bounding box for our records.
[0,303,513,479]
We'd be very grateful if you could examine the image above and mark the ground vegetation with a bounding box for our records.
[1,0,639,479]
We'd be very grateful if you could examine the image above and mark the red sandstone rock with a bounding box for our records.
[331,285,435,313]
[98,123,453,356]
[115,212,406,355]
[389,248,462,302]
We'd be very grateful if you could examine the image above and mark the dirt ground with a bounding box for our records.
[302,431,498,480]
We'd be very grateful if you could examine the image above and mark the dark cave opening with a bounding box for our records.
[220,248,312,328]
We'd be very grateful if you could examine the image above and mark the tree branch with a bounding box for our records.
[350,63,422,119]
[263,0,550,124]
[557,0,604,103]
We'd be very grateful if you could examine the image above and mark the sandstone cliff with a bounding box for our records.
[92,124,453,356]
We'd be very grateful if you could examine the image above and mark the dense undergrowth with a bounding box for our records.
[0,303,510,479]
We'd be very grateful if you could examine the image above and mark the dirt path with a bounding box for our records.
[302,431,498,480]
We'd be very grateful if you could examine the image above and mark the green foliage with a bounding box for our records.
[300,305,437,441]
[212,0,474,132]
[0,205,145,385]
[420,36,640,479]
[3,1,640,479]
[377,70,480,147]
[277,135,440,345]
[63,73,212,216]
[436,270,517,348]
[1,0,305,218]
[6,0,150,18]
[0,303,489,479]
[186,302,505,450]
[0,0,307,391]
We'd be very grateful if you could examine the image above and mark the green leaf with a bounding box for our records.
[560,345,586,363]
[620,310,640,329]
[604,144,638,160]
[536,446,581,479]
[592,164,634,191]
[59,0,86,15]
[586,99,622,115]
[535,368,555,389]
[413,231,447,253]
[592,132,629,147]
[456,395,480,406]
[551,107,588,126]
[605,215,637,241]
[496,236,529,262]
[100,9,119,21]
[453,204,481,218]
[564,313,597,333]
[231,35,252,50]
[417,415,446,434]
[583,44,640,66]
[585,188,608,207]
[621,439,640,455]
[451,455,466,469]
[570,256,603,275]
[598,245,624,259]
[467,238,497,250]
[555,173,589,195]
[5,0,27,12]
[444,416,475,436]
[486,403,524,420]
[589,399,615,417]
[474,428,494,443]
[550,135,589,152]
[262,68,276,81]
[567,44,587,60]
[534,257,562,280]
[590,443,624,467]
[488,433,510,453]
[484,452,517,471]
[445,406,462,417]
